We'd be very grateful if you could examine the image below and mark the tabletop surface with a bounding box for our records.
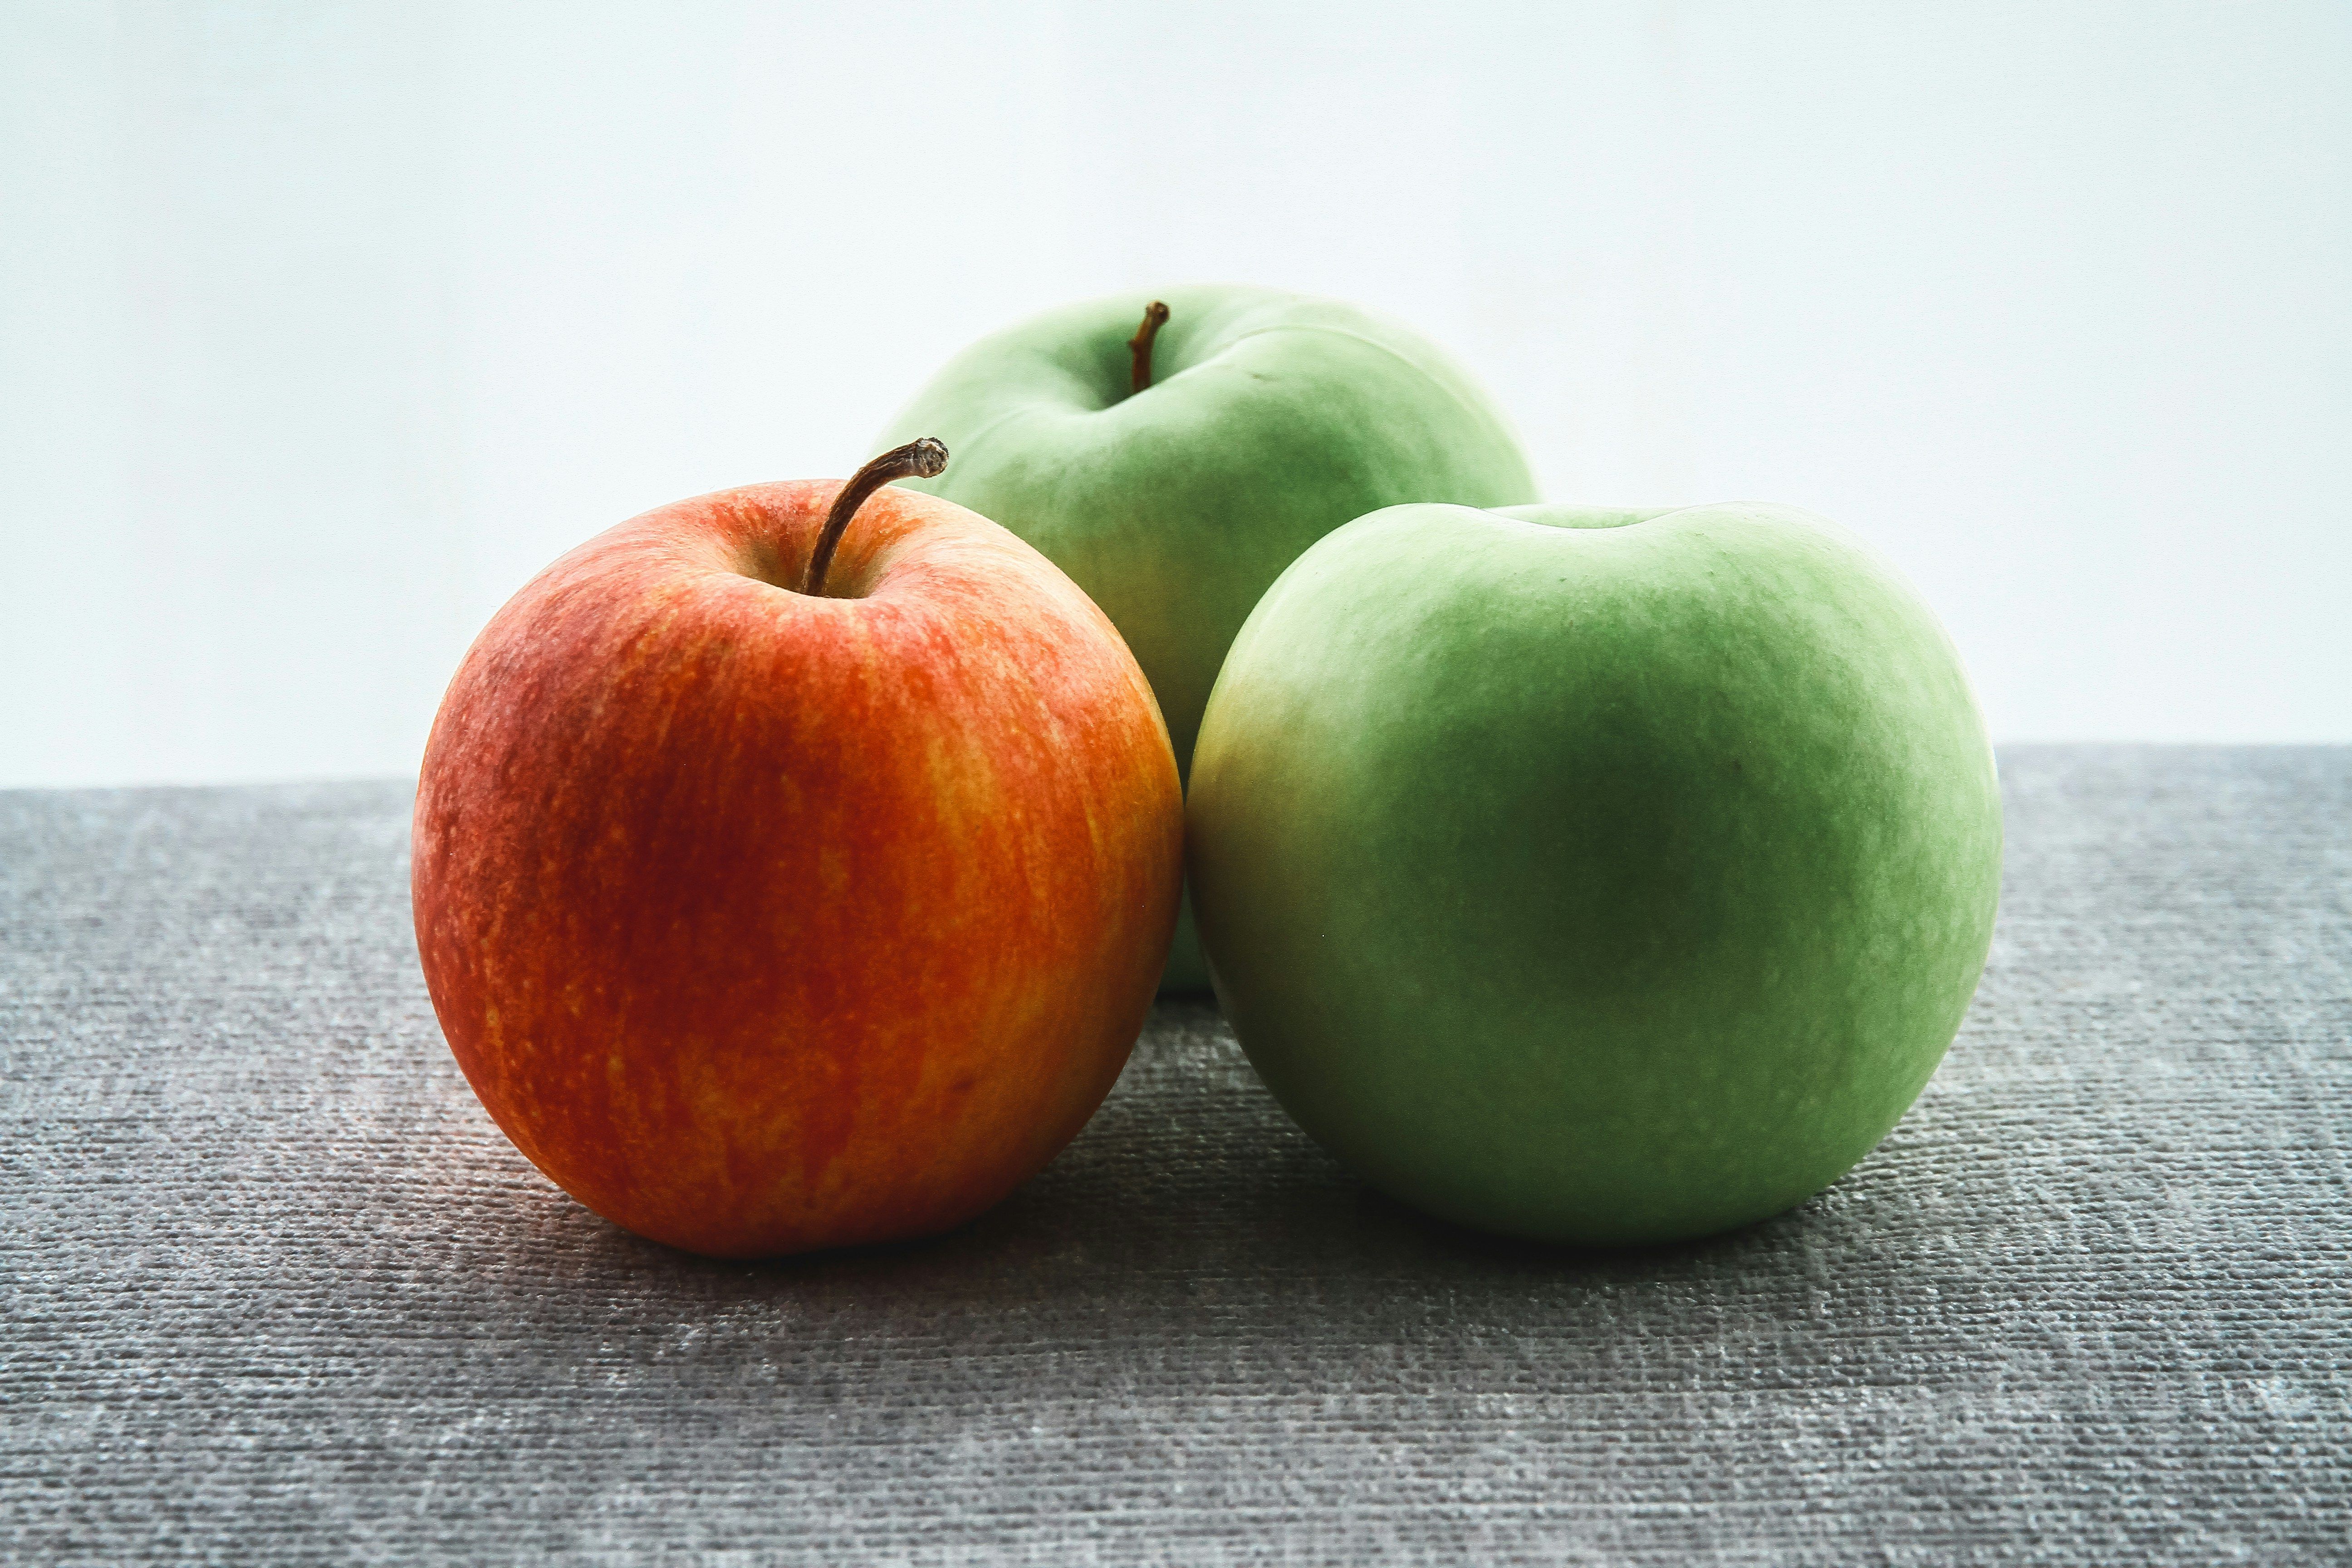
[4,746,2347,1565]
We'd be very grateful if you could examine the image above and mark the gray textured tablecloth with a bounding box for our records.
[3,747,2347,1564]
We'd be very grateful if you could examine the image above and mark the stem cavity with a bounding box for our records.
[1127,300,1171,395]
[800,438,949,598]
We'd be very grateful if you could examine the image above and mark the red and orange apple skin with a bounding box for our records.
[411,480,1183,1259]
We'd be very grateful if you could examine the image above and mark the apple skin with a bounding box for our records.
[411,479,1183,1259]
[1186,500,2002,1247]
[877,284,1539,989]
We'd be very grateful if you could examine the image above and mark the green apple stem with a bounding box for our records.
[1127,301,1171,395]
[800,438,949,598]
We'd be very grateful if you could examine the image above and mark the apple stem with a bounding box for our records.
[800,438,950,598]
[1127,300,1171,395]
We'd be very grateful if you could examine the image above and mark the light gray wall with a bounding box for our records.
[5,1,2347,786]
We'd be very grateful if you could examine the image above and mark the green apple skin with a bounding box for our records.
[877,285,1539,990]
[1186,501,2002,1246]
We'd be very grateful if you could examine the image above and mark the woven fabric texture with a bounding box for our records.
[3,747,2347,1564]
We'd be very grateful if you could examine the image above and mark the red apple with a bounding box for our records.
[412,442,1183,1258]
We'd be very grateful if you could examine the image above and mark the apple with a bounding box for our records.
[1185,500,2002,1246]
[877,284,1539,989]
[411,442,1184,1258]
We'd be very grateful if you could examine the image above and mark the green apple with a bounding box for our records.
[877,285,1538,989]
[1186,500,2002,1245]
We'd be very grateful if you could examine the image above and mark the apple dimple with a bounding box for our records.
[735,537,796,592]
[1497,503,1677,532]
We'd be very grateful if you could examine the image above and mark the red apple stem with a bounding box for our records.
[1127,300,1171,395]
[800,438,949,598]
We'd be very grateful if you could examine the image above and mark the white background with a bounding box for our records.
[5,1,2347,787]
